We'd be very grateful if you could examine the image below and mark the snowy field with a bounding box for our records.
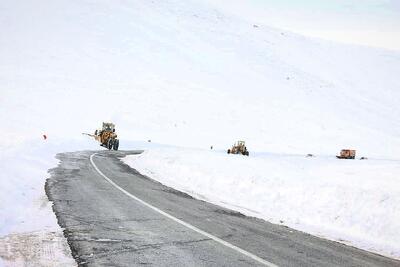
[124,148,400,259]
[1,0,400,157]
[1,0,400,264]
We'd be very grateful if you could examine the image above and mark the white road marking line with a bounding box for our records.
[90,153,278,267]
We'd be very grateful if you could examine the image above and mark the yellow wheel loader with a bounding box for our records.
[227,141,249,156]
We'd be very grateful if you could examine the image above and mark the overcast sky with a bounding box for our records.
[209,0,400,50]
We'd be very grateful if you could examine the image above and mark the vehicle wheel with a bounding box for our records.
[246,151,249,156]
[113,139,119,151]
[107,139,113,150]
[227,149,231,154]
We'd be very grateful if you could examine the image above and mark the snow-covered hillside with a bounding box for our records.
[1,0,400,157]
[1,0,400,264]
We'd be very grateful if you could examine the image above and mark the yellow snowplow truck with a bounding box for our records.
[94,122,119,150]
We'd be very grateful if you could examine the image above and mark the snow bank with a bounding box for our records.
[0,139,96,266]
[124,148,400,259]
[0,138,95,235]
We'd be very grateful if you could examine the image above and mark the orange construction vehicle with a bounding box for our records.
[336,149,356,159]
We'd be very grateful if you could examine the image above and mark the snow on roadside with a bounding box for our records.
[123,147,400,259]
[0,138,95,266]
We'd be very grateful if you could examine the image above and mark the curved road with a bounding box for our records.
[46,151,400,266]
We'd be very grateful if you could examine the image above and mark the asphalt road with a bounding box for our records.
[46,150,400,267]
